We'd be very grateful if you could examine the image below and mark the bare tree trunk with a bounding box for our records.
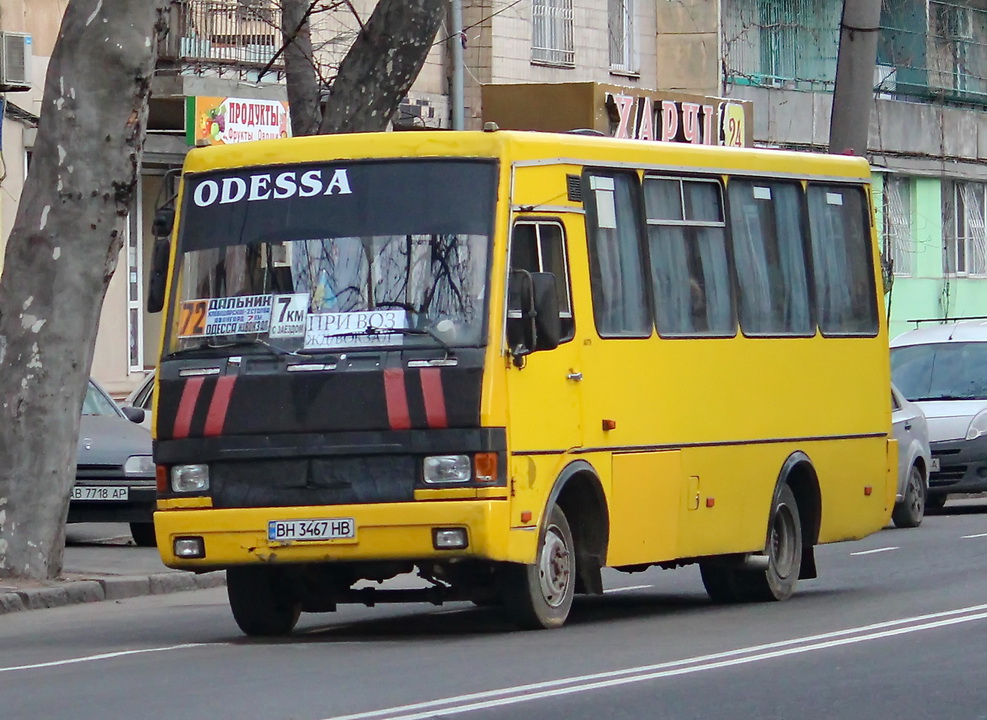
[281,0,323,136]
[319,0,445,134]
[0,0,168,580]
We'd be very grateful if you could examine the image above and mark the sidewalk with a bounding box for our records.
[0,524,225,615]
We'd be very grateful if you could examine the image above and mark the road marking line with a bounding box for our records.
[0,643,223,674]
[603,585,652,594]
[850,546,898,556]
[962,532,987,539]
[320,603,987,720]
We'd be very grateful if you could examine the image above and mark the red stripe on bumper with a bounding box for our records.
[383,368,411,430]
[420,368,448,429]
[173,377,204,439]
[203,375,236,437]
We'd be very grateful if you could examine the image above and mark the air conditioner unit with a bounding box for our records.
[0,32,32,92]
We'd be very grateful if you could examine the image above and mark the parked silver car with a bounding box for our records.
[68,378,157,546]
[891,319,987,511]
[891,384,931,528]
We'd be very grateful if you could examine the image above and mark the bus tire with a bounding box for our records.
[227,566,301,637]
[701,484,802,603]
[501,505,575,629]
[129,521,156,548]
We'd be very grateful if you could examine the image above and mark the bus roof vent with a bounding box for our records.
[566,174,582,203]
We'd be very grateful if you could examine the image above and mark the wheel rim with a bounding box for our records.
[907,467,925,517]
[769,503,798,579]
[537,524,571,608]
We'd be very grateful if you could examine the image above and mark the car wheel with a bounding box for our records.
[701,484,802,603]
[925,493,948,514]
[129,521,157,548]
[227,566,301,637]
[892,465,926,528]
[500,505,575,629]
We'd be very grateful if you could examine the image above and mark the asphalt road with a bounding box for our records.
[5,502,987,720]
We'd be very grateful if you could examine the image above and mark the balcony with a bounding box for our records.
[160,0,283,77]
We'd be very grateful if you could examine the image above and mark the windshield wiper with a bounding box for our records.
[910,394,980,401]
[166,338,298,359]
[362,325,455,356]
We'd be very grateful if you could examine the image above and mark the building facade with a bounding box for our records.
[1,0,985,395]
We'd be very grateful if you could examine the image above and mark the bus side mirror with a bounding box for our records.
[152,207,174,239]
[146,237,170,314]
[507,270,561,366]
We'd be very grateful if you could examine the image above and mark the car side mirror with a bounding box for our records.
[507,270,561,367]
[122,406,146,424]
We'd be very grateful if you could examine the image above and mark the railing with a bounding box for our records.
[722,0,987,109]
[161,0,283,71]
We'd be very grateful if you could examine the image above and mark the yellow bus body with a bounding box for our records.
[154,130,894,586]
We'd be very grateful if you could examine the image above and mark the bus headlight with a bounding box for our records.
[171,464,210,493]
[423,455,471,484]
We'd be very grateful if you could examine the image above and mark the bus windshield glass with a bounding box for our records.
[165,159,497,355]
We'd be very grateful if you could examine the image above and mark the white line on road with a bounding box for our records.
[603,585,652,594]
[850,546,898,556]
[320,603,987,720]
[0,643,226,674]
[962,532,987,539]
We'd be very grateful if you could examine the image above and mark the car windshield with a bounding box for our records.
[891,342,987,401]
[165,159,497,356]
[82,382,120,417]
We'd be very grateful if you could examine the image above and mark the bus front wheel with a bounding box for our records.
[227,566,301,637]
[701,484,802,603]
[501,505,575,629]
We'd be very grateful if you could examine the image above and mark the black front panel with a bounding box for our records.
[155,349,485,440]
[211,456,416,508]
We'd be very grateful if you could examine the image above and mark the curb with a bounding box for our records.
[0,571,226,615]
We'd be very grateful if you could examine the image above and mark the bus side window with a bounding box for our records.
[644,176,734,337]
[806,184,878,336]
[510,221,575,342]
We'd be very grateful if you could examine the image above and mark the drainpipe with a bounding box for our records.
[450,0,465,130]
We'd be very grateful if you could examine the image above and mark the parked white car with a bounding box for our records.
[125,370,155,430]
[890,320,987,511]
[891,384,931,528]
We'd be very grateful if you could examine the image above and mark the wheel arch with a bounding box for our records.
[775,451,821,580]
[544,460,610,595]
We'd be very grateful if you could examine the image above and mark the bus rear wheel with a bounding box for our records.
[227,566,301,637]
[701,484,802,603]
[501,505,575,629]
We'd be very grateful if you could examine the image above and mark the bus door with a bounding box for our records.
[505,217,583,514]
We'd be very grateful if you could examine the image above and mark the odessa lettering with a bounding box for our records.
[192,168,353,207]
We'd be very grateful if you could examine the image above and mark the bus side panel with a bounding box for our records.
[606,451,683,567]
[813,436,893,543]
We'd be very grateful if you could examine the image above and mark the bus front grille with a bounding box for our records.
[210,457,416,508]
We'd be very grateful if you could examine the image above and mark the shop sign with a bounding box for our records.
[606,92,748,147]
[186,96,291,146]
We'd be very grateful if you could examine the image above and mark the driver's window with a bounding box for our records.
[510,220,574,341]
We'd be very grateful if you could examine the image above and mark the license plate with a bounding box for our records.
[71,486,129,501]
[268,518,356,542]
[931,457,941,472]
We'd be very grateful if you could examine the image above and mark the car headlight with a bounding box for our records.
[124,455,154,476]
[423,455,471,484]
[171,464,210,493]
[967,410,987,440]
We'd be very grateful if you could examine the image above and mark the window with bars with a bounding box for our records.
[532,0,575,66]
[944,180,987,276]
[883,175,913,277]
[609,0,636,73]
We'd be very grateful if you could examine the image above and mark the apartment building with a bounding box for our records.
[1,0,984,394]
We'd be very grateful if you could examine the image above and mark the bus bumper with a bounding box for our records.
[153,499,526,570]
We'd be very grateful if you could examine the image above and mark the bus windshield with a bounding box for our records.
[164,159,497,355]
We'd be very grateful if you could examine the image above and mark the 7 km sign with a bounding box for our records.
[269,293,309,338]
